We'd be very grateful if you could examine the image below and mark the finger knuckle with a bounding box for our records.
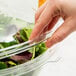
[53,34,63,43]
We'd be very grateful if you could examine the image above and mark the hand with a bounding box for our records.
[30,0,76,47]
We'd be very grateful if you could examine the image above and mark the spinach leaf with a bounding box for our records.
[0,62,7,69]
[0,41,17,49]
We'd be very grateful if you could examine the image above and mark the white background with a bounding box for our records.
[0,0,38,22]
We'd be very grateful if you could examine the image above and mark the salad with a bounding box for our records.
[0,26,47,70]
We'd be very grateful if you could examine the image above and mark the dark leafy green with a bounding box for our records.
[0,41,17,49]
[0,62,7,69]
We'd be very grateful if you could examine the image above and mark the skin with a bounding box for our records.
[30,0,76,48]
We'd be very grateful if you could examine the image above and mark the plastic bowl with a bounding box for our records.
[0,44,59,76]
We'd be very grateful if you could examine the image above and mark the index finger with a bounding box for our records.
[30,1,57,40]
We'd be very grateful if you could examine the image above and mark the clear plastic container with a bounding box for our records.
[0,0,60,76]
[0,44,59,76]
